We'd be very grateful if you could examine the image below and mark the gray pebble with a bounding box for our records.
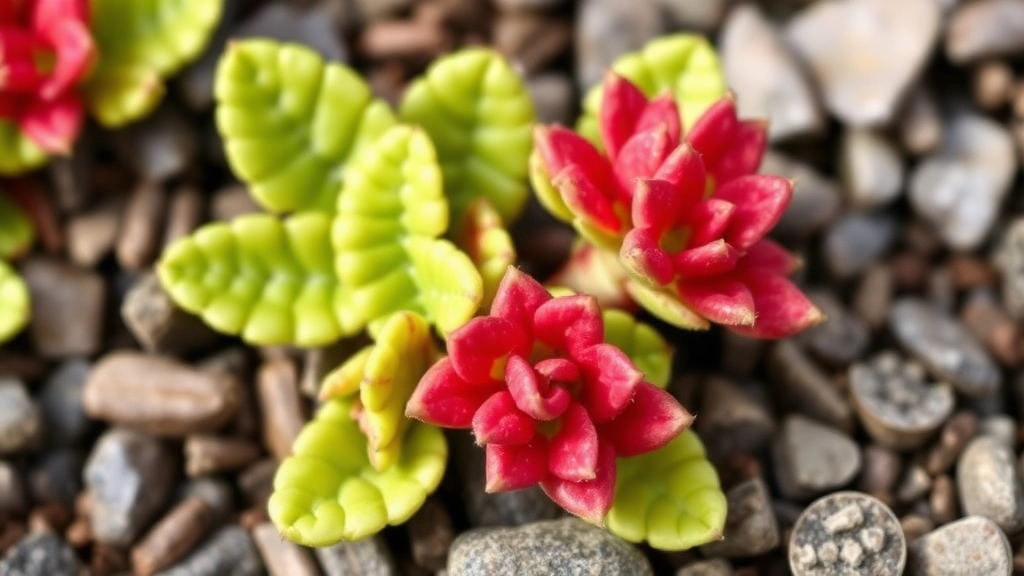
[0,461,25,517]
[763,152,842,239]
[890,298,1000,396]
[154,526,263,576]
[84,428,179,545]
[899,87,943,156]
[798,291,870,367]
[994,218,1024,321]
[575,0,662,90]
[840,128,904,209]
[38,360,93,448]
[115,105,197,184]
[773,416,861,500]
[946,0,1024,63]
[121,273,221,355]
[315,536,398,576]
[768,341,853,432]
[700,478,780,558]
[448,518,652,576]
[696,376,775,460]
[956,436,1024,532]
[676,559,734,576]
[0,379,40,454]
[0,533,82,576]
[908,516,1011,575]
[823,213,898,280]
[21,257,106,358]
[28,449,82,507]
[789,491,905,575]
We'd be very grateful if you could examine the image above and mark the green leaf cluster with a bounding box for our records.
[0,260,30,345]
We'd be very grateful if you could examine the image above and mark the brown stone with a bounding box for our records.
[257,359,307,460]
[116,181,166,271]
[185,435,263,477]
[65,198,122,268]
[21,257,105,358]
[252,522,321,576]
[163,186,205,249]
[131,497,215,576]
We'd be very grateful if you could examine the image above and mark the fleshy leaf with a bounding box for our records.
[215,39,397,213]
[0,260,30,344]
[84,0,222,126]
[606,430,726,550]
[319,311,439,471]
[400,48,535,223]
[333,125,482,336]
[625,280,710,331]
[269,398,447,546]
[0,194,35,260]
[577,35,726,147]
[602,309,673,389]
[158,212,346,347]
[457,198,517,312]
[0,121,47,175]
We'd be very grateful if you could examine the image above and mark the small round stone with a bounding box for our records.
[850,352,954,450]
[789,492,906,576]
[909,516,1011,575]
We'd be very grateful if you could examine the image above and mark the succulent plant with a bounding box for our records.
[406,266,692,523]
[532,72,821,338]
[0,259,29,344]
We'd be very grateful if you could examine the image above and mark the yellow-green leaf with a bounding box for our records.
[400,49,535,223]
[606,430,726,550]
[0,121,46,176]
[158,212,346,347]
[269,398,447,546]
[0,260,30,344]
[0,194,34,260]
[215,39,397,213]
[577,34,726,147]
[625,280,710,331]
[602,309,673,388]
[333,125,482,336]
[456,198,516,312]
[320,311,440,471]
[85,0,223,126]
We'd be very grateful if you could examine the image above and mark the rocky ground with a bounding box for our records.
[4,0,1024,574]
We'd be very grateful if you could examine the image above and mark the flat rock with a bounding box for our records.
[0,533,83,576]
[956,436,1024,532]
[946,0,1024,63]
[315,536,398,576]
[768,341,853,431]
[786,0,940,126]
[721,4,822,141]
[840,128,904,209]
[38,360,93,447]
[21,257,105,358]
[701,478,780,558]
[84,352,241,438]
[773,415,861,500]
[889,298,1000,396]
[0,379,40,454]
[575,0,663,90]
[909,111,1016,250]
[823,213,898,280]
[908,516,1011,575]
[448,518,653,576]
[154,526,263,576]
[84,428,179,545]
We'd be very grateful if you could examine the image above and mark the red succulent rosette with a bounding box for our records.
[0,0,95,153]
[406,266,692,522]
[533,73,821,338]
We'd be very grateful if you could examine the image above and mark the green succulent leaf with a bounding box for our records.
[0,260,30,344]
[606,430,726,550]
[0,194,34,260]
[319,311,440,471]
[456,198,516,312]
[85,0,223,126]
[215,39,397,214]
[0,121,47,176]
[602,309,673,388]
[577,34,726,147]
[625,280,710,331]
[158,212,346,347]
[400,48,535,223]
[333,125,482,336]
[269,397,447,546]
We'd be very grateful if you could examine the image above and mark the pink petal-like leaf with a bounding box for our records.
[632,179,682,233]
[406,359,502,428]
[730,270,824,339]
[548,402,599,481]
[37,19,95,100]
[673,240,739,279]
[553,163,623,235]
[486,440,549,492]
[491,266,551,332]
[677,276,756,327]
[533,294,603,354]
[683,198,736,247]
[621,227,674,286]
[634,92,680,146]
[505,354,572,421]
[715,175,792,251]
[613,124,676,201]
[449,316,528,383]
[712,119,767,185]
[542,440,616,523]
[534,358,580,383]
[534,125,614,188]
[600,383,693,457]
[599,72,648,160]
[18,94,83,154]
[688,96,738,171]
[575,343,642,423]
[472,391,537,446]
[741,239,801,275]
